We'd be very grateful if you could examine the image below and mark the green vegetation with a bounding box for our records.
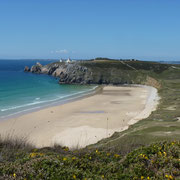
[80,59,170,73]
[79,60,170,85]
[0,141,179,179]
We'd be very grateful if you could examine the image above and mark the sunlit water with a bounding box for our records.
[0,60,96,120]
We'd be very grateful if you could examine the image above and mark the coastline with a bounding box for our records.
[0,85,159,149]
[128,85,160,125]
[0,85,100,121]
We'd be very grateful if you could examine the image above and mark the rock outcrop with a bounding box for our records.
[24,66,30,72]
[30,62,43,73]
[24,62,93,84]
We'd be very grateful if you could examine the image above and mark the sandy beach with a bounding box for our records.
[0,85,159,149]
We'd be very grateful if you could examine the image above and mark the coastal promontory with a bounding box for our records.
[24,59,170,88]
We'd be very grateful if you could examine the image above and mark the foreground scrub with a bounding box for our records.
[0,141,179,179]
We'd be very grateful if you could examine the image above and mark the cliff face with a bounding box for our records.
[25,62,93,84]
[24,60,170,85]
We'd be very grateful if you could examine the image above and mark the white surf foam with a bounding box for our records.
[0,86,98,120]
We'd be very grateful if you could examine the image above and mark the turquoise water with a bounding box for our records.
[0,60,96,120]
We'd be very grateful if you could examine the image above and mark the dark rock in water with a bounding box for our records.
[36,62,43,67]
[30,62,43,73]
[24,66,30,72]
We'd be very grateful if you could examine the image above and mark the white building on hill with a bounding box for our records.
[66,58,71,63]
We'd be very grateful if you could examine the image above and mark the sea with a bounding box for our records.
[0,60,97,120]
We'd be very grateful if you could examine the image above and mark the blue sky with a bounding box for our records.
[0,0,180,61]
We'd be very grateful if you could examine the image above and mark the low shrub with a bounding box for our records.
[0,141,179,179]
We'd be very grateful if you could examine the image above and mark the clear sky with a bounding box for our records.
[0,0,180,61]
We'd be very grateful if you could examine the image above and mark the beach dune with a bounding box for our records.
[0,85,159,149]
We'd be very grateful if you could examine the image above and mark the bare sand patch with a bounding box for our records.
[164,106,176,111]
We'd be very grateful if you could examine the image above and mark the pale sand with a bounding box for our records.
[0,85,159,149]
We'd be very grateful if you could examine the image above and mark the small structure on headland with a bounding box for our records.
[66,58,71,63]
[59,58,73,63]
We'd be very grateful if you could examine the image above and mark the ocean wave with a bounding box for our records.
[0,101,45,112]
[0,106,42,119]
[0,86,98,113]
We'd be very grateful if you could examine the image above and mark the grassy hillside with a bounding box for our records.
[78,60,170,85]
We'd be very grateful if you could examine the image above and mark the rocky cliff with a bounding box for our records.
[25,61,92,84]
[24,60,170,86]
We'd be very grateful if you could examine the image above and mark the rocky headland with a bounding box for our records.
[25,61,92,84]
[24,59,170,88]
